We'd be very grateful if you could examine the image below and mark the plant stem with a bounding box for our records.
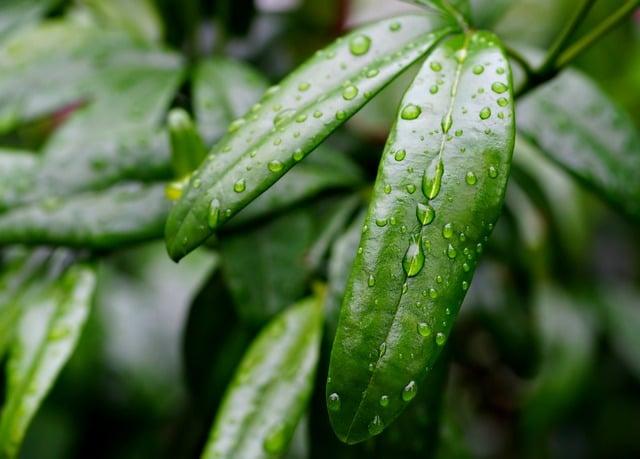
[505,45,535,78]
[556,0,640,69]
[538,0,597,74]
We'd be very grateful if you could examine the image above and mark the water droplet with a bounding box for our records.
[463,262,470,272]
[335,110,347,120]
[233,179,246,193]
[384,184,392,194]
[366,68,380,78]
[417,322,432,337]
[402,381,417,401]
[268,160,283,172]
[462,280,469,291]
[416,203,435,226]
[496,67,505,75]
[441,114,453,134]
[379,395,390,407]
[497,97,509,107]
[406,184,416,194]
[438,224,454,242]
[273,108,296,127]
[375,218,388,227]
[349,34,371,56]
[296,113,307,123]
[429,85,439,94]
[430,61,442,72]
[368,274,376,287]
[208,198,221,228]
[429,288,438,299]
[379,342,387,357]
[455,129,463,137]
[465,171,477,185]
[401,104,422,120]
[293,149,304,161]
[298,82,311,92]
[328,393,341,411]
[403,234,425,277]
[436,332,446,346]
[394,149,406,161]
[488,165,498,178]
[389,21,402,32]
[472,65,484,75]
[368,415,384,435]
[342,85,359,100]
[446,243,457,259]
[491,82,508,94]
[263,424,287,454]
[422,160,444,199]
[228,117,245,133]
[479,107,492,120]
[265,85,281,97]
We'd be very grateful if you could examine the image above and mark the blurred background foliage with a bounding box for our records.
[0,0,638,458]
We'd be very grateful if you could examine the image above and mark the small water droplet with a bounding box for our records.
[442,223,454,239]
[496,67,505,75]
[379,395,390,407]
[488,165,498,178]
[479,107,492,120]
[384,184,392,194]
[273,108,296,127]
[233,179,246,193]
[342,85,359,100]
[491,82,508,94]
[366,68,380,78]
[268,160,283,172]
[462,280,469,291]
[379,342,387,357]
[328,393,341,411]
[441,114,453,134]
[401,104,422,120]
[465,171,477,185]
[447,243,457,259]
[472,65,484,75]
[296,113,307,123]
[375,218,388,227]
[349,34,371,56]
[389,21,402,32]
[402,381,417,401]
[429,288,438,299]
[368,274,376,287]
[416,203,435,226]
[497,97,509,107]
[403,234,425,277]
[293,149,304,161]
[417,322,432,337]
[298,82,311,92]
[335,110,347,120]
[429,85,439,94]
[228,117,245,133]
[406,184,416,194]
[455,129,463,137]
[436,332,446,346]
[430,61,442,72]
[394,149,406,161]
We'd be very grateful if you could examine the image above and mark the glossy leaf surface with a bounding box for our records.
[0,259,96,458]
[0,183,169,248]
[165,14,456,260]
[327,31,515,443]
[518,69,640,220]
[201,296,323,459]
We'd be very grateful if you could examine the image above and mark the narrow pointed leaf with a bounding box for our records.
[0,183,169,248]
[165,14,457,261]
[193,57,269,146]
[201,295,323,459]
[517,69,640,220]
[0,260,97,459]
[327,31,515,443]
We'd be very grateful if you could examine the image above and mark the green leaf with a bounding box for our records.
[327,31,515,443]
[521,284,595,437]
[220,196,354,325]
[193,57,269,147]
[165,14,456,261]
[0,183,169,248]
[167,108,207,178]
[229,146,364,227]
[0,22,182,208]
[0,258,97,459]
[468,0,512,28]
[405,1,471,20]
[0,0,58,42]
[517,69,640,220]
[201,295,323,459]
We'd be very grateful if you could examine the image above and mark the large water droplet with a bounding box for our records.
[472,65,485,75]
[491,82,508,94]
[268,160,283,172]
[416,203,435,226]
[368,415,384,435]
[394,149,406,161]
[403,234,425,277]
[401,104,422,120]
[208,198,221,228]
[328,393,341,411]
[402,381,417,401]
[349,34,371,56]
[422,160,444,200]
[233,179,246,193]
[479,107,492,120]
[465,171,477,185]
[417,322,432,337]
[342,85,359,100]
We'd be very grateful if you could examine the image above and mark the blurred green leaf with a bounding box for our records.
[167,108,207,178]
[0,183,169,249]
[165,14,455,260]
[518,69,640,220]
[201,295,323,459]
[193,57,269,147]
[0,0,59,42]
[0,257,96,459]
